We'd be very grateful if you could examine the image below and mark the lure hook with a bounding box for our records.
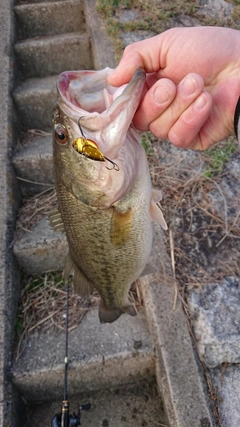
[77,117,119,172]
[78,116,86,138]
[105,157,120,171]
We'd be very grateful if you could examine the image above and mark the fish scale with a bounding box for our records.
[52,67,167,323]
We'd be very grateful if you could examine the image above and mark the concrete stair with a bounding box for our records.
[11,0,170,425]
[14,0,86,39]
[3,0,214,426]
[15,33,92,79]
[12,310,155,402]
[13,133,54,196]
[13,75,58,129]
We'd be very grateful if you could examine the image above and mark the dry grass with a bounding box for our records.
[15,271,143,359]
[15,188,57,239]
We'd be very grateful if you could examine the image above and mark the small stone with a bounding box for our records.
[211,366,240,427]
[117,10,140,23]
[197,0,234,18]
[133,340,142,350]
[187,277,240,367]
[121,31,157,48]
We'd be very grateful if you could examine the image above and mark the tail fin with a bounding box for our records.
[99,301,137,324]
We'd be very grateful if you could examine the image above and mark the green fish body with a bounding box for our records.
[51,68,167,323]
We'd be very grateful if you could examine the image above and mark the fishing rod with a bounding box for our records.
[51,282,91,427]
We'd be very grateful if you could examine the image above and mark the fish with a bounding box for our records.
[50,67,167,324]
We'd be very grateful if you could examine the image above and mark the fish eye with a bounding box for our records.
[55,125,68,145]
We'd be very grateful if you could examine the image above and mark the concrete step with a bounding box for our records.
[13,75,57,130]
[16,0,68,4]
[12,309,155,402]
[25,382,166,427]
[13,134,54,196]
[13,217,67,275]
[14,0,86,40]
[15,33,92,79]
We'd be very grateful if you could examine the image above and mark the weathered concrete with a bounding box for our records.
[211,366,240,427]
[26,382,167,427]
[13,75,57,130]
[187,277,240,368]
[13,134,54,196]
[140,224,214,427]
[198,0,234,18]
[13,217,67,275]
[12,309,155,402]
[84,0,116,69]
[15,33,92,78]
[0,0,22,425]
[15,0,86,39]
[121,30,157,48]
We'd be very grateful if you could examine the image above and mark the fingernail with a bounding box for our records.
[181,76,198,97]
[193,93,208,110]
[153,85,169,104]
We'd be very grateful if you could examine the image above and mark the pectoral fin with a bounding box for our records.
[151,188,163,203]
[150,199,168,229]
[110,207,133,246]
[48,208,65,233]
[150,189,168,230]
[64,251,94,296]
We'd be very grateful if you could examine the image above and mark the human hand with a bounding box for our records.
[108,26,240,150]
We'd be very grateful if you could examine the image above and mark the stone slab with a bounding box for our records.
[25,382,167,427]
[13,217,67,275]
[187,277,240,368]
[0,0,22,425]
[15,33,93,79]
[15,0,86,39]
[211,366,240,427]
[12,309,155,402]
[13,134,54,196]
[140,224,214,427]
[84,0,116,69]
[13,75,58,130]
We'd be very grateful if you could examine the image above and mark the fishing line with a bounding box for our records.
[51,281,91,427]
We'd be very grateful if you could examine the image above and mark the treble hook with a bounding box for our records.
[78,116,86,138]
[77,117,119,172]
[105,157,120,171]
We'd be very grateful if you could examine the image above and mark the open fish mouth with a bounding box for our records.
[56,68,146,159]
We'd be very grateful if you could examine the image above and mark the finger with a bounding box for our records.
[149,73,205,138]
[108,36,162,86]
[168,92,212,149]
[133,78,177,131]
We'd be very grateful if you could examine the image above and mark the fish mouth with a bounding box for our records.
[57,68,146,158]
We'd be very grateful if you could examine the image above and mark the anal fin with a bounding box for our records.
[64,251,94,296]
[48,207,65,233]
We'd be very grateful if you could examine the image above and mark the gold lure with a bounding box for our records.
[73,118,119,171]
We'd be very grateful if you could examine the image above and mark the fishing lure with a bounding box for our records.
[73,118,119,171]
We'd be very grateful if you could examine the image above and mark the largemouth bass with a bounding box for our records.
[51,67,167,323]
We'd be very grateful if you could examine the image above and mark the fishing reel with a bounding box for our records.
[51,400,91,427]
